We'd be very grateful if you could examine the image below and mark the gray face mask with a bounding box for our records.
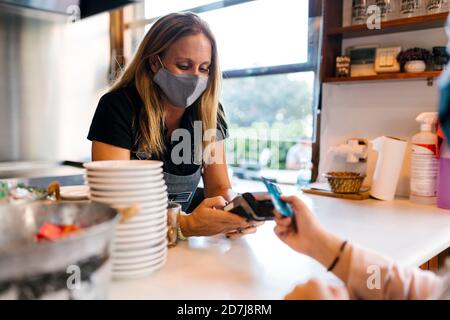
[153,56,209,108]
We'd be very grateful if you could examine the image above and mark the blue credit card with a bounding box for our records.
[261,177,294,217]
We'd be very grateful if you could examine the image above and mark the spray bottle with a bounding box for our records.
[410,112,439,205]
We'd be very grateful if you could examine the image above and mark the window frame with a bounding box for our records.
[131,0,319,78]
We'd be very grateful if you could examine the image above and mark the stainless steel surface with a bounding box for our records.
[5,173,85,190]
[0,0,79,15]
[0,7,110,162]
[0,1,73,22]
[0,161,84,179]
[0,160,85,191]
[0,161,84,180]
[0,0,142,20]
[0,202,119,299]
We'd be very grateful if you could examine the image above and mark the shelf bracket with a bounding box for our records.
[427,77,434,87]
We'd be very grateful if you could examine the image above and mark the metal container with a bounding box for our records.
[0,202,119,299]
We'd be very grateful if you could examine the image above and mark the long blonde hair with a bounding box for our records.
[110,12,222,158]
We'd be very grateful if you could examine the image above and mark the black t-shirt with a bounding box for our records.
[87,86,228,176]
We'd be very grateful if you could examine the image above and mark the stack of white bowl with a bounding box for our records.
[83,160,168,280]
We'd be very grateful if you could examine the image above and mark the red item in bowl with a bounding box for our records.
[35,223,81,242]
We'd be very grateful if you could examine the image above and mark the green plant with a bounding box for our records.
[397,47,432,65]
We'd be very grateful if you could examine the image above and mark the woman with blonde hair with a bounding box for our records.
[88,12,258,238]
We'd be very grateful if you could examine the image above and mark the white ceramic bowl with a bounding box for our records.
[138,210,167,219]
[85,168,163,178]
[112,256,167,280]
[127,211,167,223]
[117,214,167,230]
[90,192,168,205]
[113,227,167,244]
[89,184,167,197]
[113,247,166,266]
[84,160,163,171]
[112,252,167,271]
[113,251,166,266]
[123,207,167,221]
[86,179,165,191]
[112,235,166,251]
[85,174,164,184]
[112,240,167,259]
[115,222,166,237]
[139,202,168,213]
[140,199,169,209]
[115,228,166,241]
[404,60,426,73]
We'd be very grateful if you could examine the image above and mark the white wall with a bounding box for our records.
[319,26,447,197]
[320,79,440,197]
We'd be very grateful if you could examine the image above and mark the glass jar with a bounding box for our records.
[375,0,400,21]
[433,46,449,71]
[167,202,181,248]
[400,0,425,17]
[425,0,449,14]
[352,0,369,25]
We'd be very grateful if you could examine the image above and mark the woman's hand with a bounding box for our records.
[224,192,268,239]
[225,221,265,240]
[273,195,324,256]
[284,279,349,300]
[179,196,253,237]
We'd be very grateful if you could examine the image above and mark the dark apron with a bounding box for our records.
[164,166,202,212]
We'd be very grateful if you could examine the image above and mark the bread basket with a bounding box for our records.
[323,172,366,194]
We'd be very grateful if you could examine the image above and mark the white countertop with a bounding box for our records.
[109,179,450,300]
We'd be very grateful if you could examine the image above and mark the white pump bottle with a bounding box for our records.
[410,112,438,205]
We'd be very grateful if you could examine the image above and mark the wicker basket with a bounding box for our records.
[323,172,366,194]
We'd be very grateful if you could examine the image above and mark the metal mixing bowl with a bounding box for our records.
[0,202,119,299]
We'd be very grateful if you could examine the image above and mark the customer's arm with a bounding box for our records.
[345,244,443,299]
[274,196,444,300]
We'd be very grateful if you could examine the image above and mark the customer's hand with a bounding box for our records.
[275,196,352,284]
[284,278,349,300]
[179,196,253,237]
[273,195,324,256]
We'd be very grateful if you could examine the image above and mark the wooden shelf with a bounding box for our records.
[323,71,442,84]
[320,0,448,82]
[327,12,448,39]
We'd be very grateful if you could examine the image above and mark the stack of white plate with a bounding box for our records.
[83,160,168,280]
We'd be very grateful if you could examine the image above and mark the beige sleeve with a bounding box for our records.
[346,245,444,300]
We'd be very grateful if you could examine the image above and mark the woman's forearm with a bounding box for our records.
[204,187,236,202]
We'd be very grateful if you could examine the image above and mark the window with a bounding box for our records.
[199,0,309,70]
[133,0,321,185]
[222,72,314,171]
[143,1,311,69]
[145,0,218,18]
